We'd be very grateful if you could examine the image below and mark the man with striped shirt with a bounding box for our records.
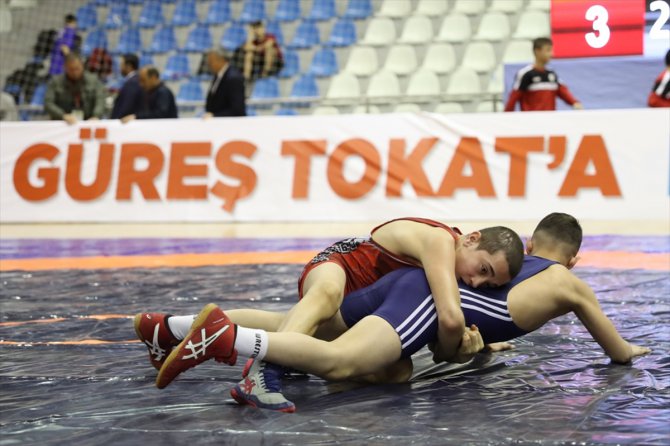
[151,213,649,412]
[505,37,583,112]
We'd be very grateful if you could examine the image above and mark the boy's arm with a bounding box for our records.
[568,276,650,363]
[373,221,466,362]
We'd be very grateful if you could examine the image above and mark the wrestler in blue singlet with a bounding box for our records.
[339,256,557,358]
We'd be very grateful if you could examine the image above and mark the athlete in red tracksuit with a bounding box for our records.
[505,37,583,112]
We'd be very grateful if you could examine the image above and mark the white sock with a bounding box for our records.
[234,326,269,360]
[167,315,196,340]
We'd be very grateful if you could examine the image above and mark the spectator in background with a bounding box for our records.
[234,20,283,81]
[86,47,114,81]
[44,53,106,125]
[0,91,19,121]
[111,53,143,119]
[204,47,246,118]
[121,66,177,123]
[505,37,583,112]
[48,14,79,77]
[648,49,670,108]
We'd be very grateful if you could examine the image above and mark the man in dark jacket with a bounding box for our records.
[204,47,246,118]
[45,53,106,124]
[111,53,143,119]
[121,66,177,122]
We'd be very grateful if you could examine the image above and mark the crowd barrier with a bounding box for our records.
[1,108,668,222]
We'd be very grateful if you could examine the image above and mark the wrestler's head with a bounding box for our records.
[456,226,524,288]
[528,212,582,269]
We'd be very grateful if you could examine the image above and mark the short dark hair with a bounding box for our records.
[122,53,139,70]
[533,37,553,51]
[665,49,670,67]
[65,14,77,24]
[145,66,160,79]
[65,52,83,64]
[476,226,524,279]
[532,212,583,258]
[249,20,263,27]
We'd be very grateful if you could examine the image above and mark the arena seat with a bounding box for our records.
[383,45,418,76]
[326,72,361,99]
[220,22,246,51]
[287,20,320,49]
[307,0,336,21]
[342,0,373,20]
[177,78,204,102]
[416,0,448,17]
[204,0,231,26]
[327,18,357,47]
[274,0,301,22]
[435,14,471,43]
[397,15,433,45]
[76,4,98,30]
[513,11,550,39]
[105,3,131,29]
[453,0,486,15]
[239,0,267,24]
[138,2,165,28]
[360,17,396,46]
[377,0,412,18]
[405,69,441,101]
[308,47,339,77]
[421,43,456,74]
[278,50,300,78]
[446,67,481,96]
[462,41,496,73]
[147,26,178,53]
[162,53,191,80]
[366,70,401,102]
[344,46,378,76]
[473,12,510,41]
[115,26,142,54]
[182,25,212,52]
[171,0,197,27]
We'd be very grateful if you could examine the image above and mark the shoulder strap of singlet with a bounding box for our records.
[371,217,462,240]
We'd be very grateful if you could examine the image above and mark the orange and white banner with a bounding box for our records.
[1,109,668,222]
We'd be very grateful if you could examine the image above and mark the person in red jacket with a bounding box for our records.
[648,49,670,108]
[505,37,583,112]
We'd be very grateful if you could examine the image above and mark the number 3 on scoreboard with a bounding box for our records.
[649,0,670,40]
[585,5,611,48]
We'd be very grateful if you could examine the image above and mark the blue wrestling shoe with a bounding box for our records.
[230,360,296,413]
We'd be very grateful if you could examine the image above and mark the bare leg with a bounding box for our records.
[264,315,402,381]
[355,358,413,384]
[276,262,346,335]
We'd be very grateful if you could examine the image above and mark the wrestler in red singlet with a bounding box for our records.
[297,217,461,298]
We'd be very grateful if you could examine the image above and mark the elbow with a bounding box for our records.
[439,312,465,335]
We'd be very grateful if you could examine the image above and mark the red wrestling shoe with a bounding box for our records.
[134,312,180,370]
[156,303,238,389]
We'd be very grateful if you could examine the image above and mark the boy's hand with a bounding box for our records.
[444,325,484,364]
[484,342,514,352]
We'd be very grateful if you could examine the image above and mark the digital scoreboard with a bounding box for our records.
[551,0,669,58]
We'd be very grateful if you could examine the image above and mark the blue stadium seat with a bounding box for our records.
[204,0,231,25]
[274,0,300,22]
[343,0,373,20]
[289,73,319,99]
[177,79,204,102]
[251,77,280,99]
[82,28,109,56]
[92,0,109,6]
[30,83,47,107]
[139,52,154,67]
[105,3,131,29]
[127,0,144,5]
[162,53,191,79]
[308,0,336,21]
[287,20,320,49]
[220,22,247,51]
[138,1,165,28]
[115,27,142,55]
[76,4,97,30]
[326,18,357,47]
[147,26,177,53]
[278,50,299,78]
[275,108,298,115]
[159,0,176,3]
[308,47,338,77]
[264,20,284,46]
[245,106,258,116]
[183,25,213,52]
[239,0,266,23]
[171,0,197,27]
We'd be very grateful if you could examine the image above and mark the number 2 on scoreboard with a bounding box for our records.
[649,0,670,40]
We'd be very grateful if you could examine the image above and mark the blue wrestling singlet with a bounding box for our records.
[339,256,558,358]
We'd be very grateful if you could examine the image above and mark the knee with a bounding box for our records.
[314,280,344,308]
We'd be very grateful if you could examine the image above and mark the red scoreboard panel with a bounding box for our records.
[551,0,645,58]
